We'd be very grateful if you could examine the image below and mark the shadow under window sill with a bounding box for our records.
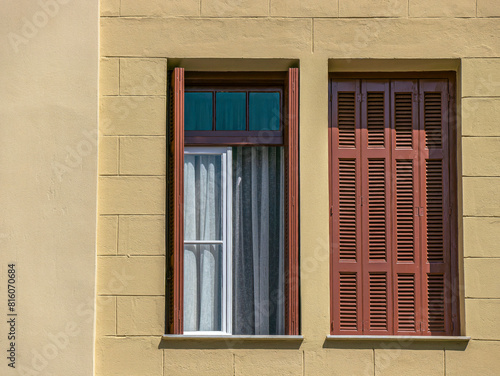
[160,334,304,349]
[324,335,470,350]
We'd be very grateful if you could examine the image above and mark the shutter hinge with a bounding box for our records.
[331,321,334,332]
[449,208,452,217]
[356,94,362,103]
[330,206,334,216]
[420,321,423,332]
[360,196,363,206]
[413,92,418,103]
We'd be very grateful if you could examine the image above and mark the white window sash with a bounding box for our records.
[184,146,232,335]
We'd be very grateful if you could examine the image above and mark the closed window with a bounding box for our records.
[167,69,300,336]
[329,75,459,336]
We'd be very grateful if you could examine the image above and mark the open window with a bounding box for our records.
[167,68,299,336]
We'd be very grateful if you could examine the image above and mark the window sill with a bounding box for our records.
[326,335,470,342]
[163,334,303,341]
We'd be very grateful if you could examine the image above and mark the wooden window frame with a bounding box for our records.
[328,72,459,336]
[166,68,300,335]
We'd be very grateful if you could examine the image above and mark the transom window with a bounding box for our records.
[185,90,281,131]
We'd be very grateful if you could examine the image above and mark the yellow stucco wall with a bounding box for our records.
[96,1,500,375]
[1,1,99,375]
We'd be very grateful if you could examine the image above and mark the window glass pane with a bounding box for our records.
[184,154,222,241]
[249,92,280,131]
[185,92,213,131]
[232,146,285,335]
[184,244,222,332]
[216,92,246,131]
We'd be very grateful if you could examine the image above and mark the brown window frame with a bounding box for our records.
[166,68,300,335]
[328,72,459,336]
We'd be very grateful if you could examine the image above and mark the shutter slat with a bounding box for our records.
[338,92,356,148]
[427,274,446,332]
[397,274,416,332]
[424,92,443,149]
[396,160,415,263]
[339,273,359,331]
[339,159,358,261]
[367,92,386,148]
[368,160,387,261]
[369,273,388,331]
[426,160,444,263]
[395,93,414,148]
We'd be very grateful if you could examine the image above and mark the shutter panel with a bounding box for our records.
[286,67,300,335]
[391,80,421,335]
[166,68,184,334]
[330,77,455,336]
[361,81,392,334]
[418,80,452,336]
[331,80,363,334]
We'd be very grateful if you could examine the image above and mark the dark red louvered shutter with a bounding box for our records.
[391,80,422,335]
[166,67,184,334]
[418,80,453,336]
[361,81,393,335]
[330,77,456,336]
[286,67,300,335]
[330,80,363,334]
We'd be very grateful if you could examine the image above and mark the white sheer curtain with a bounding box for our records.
[184,154,222,332]
[232,146,285,335]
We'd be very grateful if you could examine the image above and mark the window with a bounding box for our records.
[329,75,459,336]
[167,68,299,336]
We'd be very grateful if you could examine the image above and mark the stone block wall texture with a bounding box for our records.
[97,0,500,375]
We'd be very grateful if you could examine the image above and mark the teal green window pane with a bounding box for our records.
[249,92,280,131]
[216,92,246,131]
[185,92,213,131]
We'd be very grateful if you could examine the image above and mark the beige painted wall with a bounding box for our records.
[0,0,99,375]
[95,1,500,375]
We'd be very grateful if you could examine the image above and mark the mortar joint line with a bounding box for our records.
[115,295,118,334]
[373,348,376,376]
[118,58,121,95]
[116,212,120,255]
[117,136,121,177]
[311,18,315,53]
[444,348,446,375]
[302,349,305,376]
